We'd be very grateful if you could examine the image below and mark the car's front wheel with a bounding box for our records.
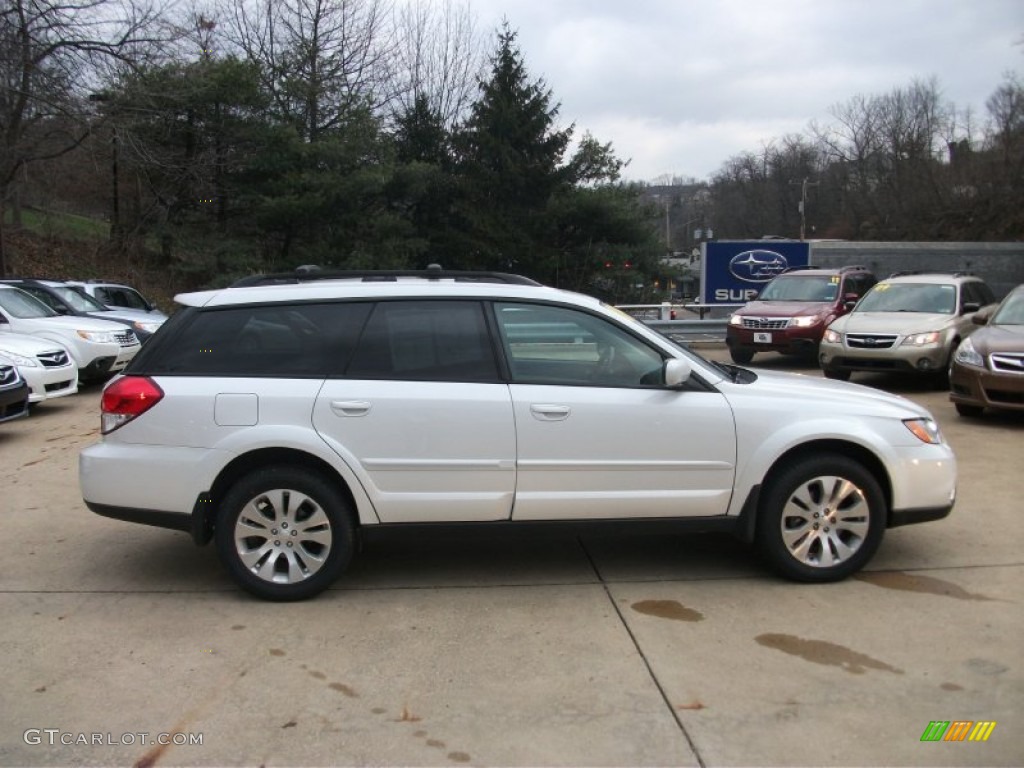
[756,455,885,582]
[729,347,754,365]
[954,402,984,418]
[822,367,851,381]
[216,467,354,601]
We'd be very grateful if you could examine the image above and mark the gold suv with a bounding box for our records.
[819,273,998,385]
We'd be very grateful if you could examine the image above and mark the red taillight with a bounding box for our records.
[101,376,164,434]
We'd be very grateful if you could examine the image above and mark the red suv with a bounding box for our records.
[726,266,877,364]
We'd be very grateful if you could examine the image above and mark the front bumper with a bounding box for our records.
[819,342,948,375]
[0,381,30,422]
[21,365,78,403]
[950,363,1024,411]
[727,326,822,355]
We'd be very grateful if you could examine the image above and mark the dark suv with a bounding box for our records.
[726,266,877,364]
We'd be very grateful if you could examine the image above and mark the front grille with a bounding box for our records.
[990,353,1024,375]
[741,317,788,330]
[37,351,70,368]
[846,333,898,349]
[114,331,138,348]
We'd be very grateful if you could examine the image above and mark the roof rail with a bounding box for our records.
[886,270,975,279]
[229,263,543,288]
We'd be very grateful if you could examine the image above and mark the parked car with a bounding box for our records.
[819,272,998,385]
[949,283,1024,417]
[65,280,168,319]
[0,285,141,383]
[0,357,30,423]
[0,332,78,405]
[0,278,166,342]
[80,267,957,600]
[726,266,877,364]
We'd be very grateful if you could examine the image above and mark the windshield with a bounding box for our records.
[856,282,956,314]
[758,276,838,302]
[0,287,58,318]
[991,291,1024,325]
[51,285,109,312]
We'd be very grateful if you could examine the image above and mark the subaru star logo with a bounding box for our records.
[728,249,789,283]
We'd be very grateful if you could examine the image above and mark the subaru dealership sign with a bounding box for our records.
[701,240,811,304]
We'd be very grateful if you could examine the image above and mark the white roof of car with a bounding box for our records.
[177,279,597,309]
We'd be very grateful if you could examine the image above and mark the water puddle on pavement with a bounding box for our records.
[854,571,993,601]
[756,633,903,675]
[631,599,704,622]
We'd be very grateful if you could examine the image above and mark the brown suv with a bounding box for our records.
[726,266,877,364]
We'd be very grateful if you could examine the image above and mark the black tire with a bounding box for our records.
[822,368,851,381]
[955,402,984,418]
[216,467,354,601]
[730,347,755,365]
[756,454,886,582]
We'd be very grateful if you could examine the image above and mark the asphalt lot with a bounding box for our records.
[1,348,1021,767]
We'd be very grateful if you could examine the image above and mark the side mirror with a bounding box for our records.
[843,292,859,310]
[664,358,692,388]
[972,308,992,326]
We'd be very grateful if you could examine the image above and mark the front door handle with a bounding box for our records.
[530,404,570,421]
[330,400,371,417]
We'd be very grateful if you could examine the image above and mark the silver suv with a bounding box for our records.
[819,273,998,384]
[80,267,957,600]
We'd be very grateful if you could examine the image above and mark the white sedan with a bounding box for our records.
[0,332,79,404]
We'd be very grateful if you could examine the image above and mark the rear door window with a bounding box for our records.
[346,301,500,382]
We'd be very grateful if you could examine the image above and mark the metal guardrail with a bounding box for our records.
[643,318,728,344]
[616,303,730,344]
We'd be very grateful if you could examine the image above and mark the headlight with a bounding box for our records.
[901,331,941,346]
[0,351,38,367]
[729,315,743,326]
[788,316,819,328]
[954,337,984,368]
[77,330,117,343]
[823,329,842,343]
[132,321,162,334]
[904,418,943,445]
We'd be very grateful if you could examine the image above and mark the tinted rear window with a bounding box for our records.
[142,302,371,376]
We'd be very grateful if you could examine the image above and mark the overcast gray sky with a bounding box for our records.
[466,0,1023,182]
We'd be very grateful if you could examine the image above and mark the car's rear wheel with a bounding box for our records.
[216,467,354,601]
[822,367,851,381]
[756,455,885,582]
[730,347,754,364]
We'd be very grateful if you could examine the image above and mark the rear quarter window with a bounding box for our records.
[141,302,371,377]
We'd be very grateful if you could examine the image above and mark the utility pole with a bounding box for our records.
[792,177,819,240]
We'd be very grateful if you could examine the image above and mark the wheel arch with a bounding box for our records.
[754,439,893,533]
[194,447,366,545]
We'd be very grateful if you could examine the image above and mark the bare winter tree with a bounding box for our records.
[0,0,168,275]
[226,0,395,141]
[388,0,482,130]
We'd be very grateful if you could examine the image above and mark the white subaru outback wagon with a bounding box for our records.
[80,267,957,600]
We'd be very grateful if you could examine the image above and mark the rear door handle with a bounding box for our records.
[330,400,371,417]
[530,404,570,421]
